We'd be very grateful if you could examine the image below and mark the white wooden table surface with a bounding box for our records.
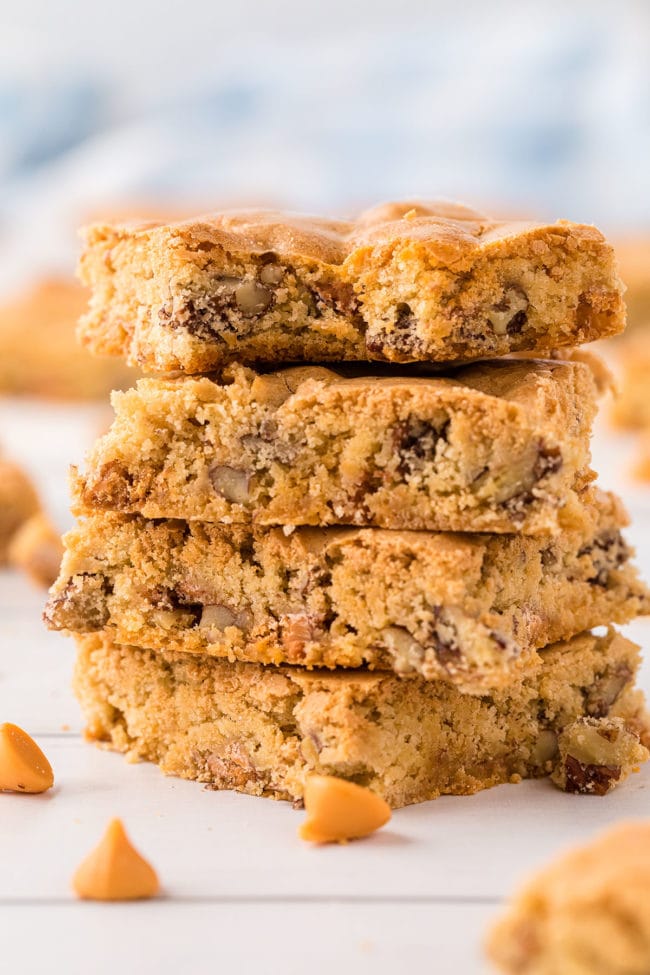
[1,397,649,975]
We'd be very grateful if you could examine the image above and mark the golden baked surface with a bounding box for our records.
[78,200,626,373]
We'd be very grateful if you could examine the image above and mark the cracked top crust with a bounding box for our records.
[78,199,626,373]
[82,200,499,266]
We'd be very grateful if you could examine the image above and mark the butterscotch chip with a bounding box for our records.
[8,513,63,588]
[0,723,54,793]
[633,448,650,482]
[299,775,391,843]
[610,335,650,431]
[72,818,159,901]
[612,237,650,329]
[487,822,650,973]
[77,201,625,373]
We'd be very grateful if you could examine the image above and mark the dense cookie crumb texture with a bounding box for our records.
[72,358,599,535]
[44,492,649,693]
[73,629,649,807]
[77,200,625,373]
[487,821,650,974]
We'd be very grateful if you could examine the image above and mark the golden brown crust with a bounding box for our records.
[87,201,605,266]
[82,200,487,265]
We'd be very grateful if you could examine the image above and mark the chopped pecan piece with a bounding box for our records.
[280,613,325,662]
[392,416,450,476]
[209,465,251,504]
[551,717,648,795]
[199,603,252,639]
[204,743,260,790]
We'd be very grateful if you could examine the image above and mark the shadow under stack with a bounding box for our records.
[45,200,650,807]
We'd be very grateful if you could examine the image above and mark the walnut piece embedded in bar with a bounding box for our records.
[77,200,626,373]
[74,629,649,807]
[44,490,650,693]
[73,358,597,535]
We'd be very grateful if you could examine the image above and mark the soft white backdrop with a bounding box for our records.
[1,3,650,971]
[1,0,650,290]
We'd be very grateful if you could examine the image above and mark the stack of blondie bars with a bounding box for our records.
[45,201,650,807]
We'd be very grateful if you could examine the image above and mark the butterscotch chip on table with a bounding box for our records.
[73,628,649,807]
[0,722,54,793]
[0,458,40,562]
[0,277,135,399]
[73,358,598,535]
[77,201,625,373]
[299,775,391,843]
[487,821,650,974]
[44,490,649,694]
[633,443,650,482]
[73,818,159,901]
[8,513,63,587]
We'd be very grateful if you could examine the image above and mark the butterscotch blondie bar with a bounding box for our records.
[74,629,649,807]
[45,491,649,693]
[73,358,597,535]
[611,335,650,431]
[0,458,41,561]
[487,821,650,974]
[614,237,650,329]
[78,201,625,373]
[0,277,134,399]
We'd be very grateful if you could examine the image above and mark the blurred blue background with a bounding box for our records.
[0,0,649,286]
